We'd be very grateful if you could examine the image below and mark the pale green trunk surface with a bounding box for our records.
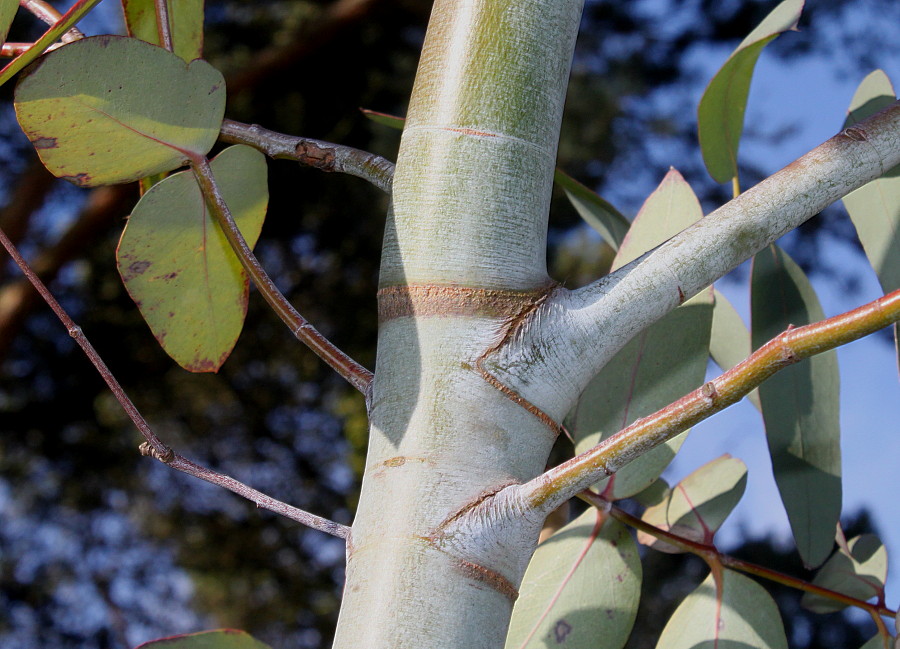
[332,2,583,648]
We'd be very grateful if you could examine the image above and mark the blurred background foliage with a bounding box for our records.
[0,0,896,647]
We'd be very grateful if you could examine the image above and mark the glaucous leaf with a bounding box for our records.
[123,0,205,62]
[801,534,887,614]
[710,288,761,410]
[135,629,272,649]
[0,0,104,88]
[639,454,747,553]
[656,569,787,649]
[117,145,267,372]
[841,70,900,371]
[554,169,630,250]
[572,169,712,499]
[505,511,641,649]
[697,0,803,184]
[14,35,224,186]
[751,244,841,568]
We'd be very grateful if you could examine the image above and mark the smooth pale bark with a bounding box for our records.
[332,2,583,648]
[331,0,900,647]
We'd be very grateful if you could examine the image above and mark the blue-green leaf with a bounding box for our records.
[751,245,841,568]
[506,511,641,649]
[572,169,712,499]
[656,570,787,649]
[554,169,630,250]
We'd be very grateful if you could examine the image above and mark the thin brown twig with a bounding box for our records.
[19,0,84,42]
[140,445,350,539]
[189,154,374,398]
[0,223,350,540]
[578,490,896,620]
[219,119,394,194]
[521,288,900,513]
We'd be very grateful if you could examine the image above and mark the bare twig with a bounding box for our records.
[189,154,374,397]
[219,119,394,194]
[141,446,350,539]
[19,0,85,42]
[579,490,896,620]
[0,184,130,360]
[520,288,900,514]
[0,223,350,540]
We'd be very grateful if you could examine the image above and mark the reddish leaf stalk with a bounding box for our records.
[0,224,349,539]
[0,0,103,86]
[522,289,900,513]
[19,0,84,42]
[153,0,173,52]
[219,119,395,194]
[189,154,374,397]
[582,492,896,620]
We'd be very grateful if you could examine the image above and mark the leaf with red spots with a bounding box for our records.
[117,145,267,372]
[14,35,224,186]
[505,511,641,649]
[135,629,272,649]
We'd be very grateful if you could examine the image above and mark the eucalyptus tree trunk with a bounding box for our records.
[332,1,584,648]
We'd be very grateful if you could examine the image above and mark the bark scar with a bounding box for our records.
[475,282,562,435]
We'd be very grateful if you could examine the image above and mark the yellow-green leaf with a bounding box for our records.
[0,0,16,46]
[697,0,803,184]
[14,35,224,186]
[505,511,641,649]
[123,0,205,62]
[117,145,267,372]
[751,244,841,568]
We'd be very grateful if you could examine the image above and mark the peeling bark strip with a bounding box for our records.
[454,558,520,601]
[377,284,552,322]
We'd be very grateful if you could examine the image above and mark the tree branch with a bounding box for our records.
[189,154,374,397]
[219,119,394,194]
[515,288,900,516]
[0,222,350,539]
[497,101,900,420]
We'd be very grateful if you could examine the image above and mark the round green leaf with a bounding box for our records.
[14,35,225,186]
[117,145,267,372]
[135,629,272,649]
[505,511,641,649]
[656,570,787,649]
[639,454,747,553]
